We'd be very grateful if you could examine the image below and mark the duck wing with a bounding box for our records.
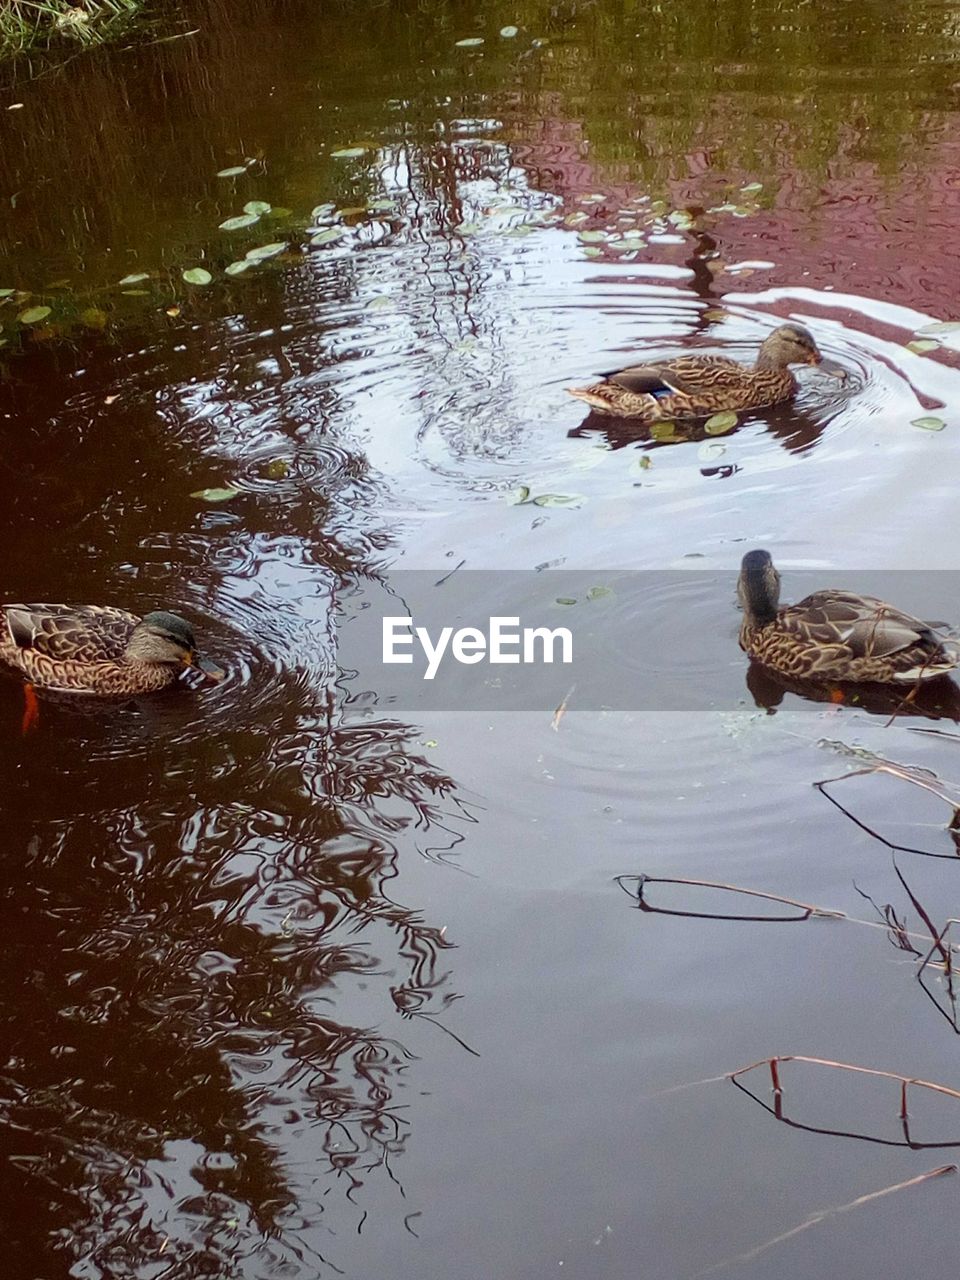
[602,355,746,398]
[784,590,948,659]
[2,604,141,663]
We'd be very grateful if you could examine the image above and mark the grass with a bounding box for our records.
[0,0,146,60]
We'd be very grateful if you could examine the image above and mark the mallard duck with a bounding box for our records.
[0,604,223,697]
[737,550,959,684]
[567,324,822,420]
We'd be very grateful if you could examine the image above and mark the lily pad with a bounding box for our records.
[243,200,272,216]
[220,213,260,231]
[906,339,941,354]
[704,411,738,435]
[0,288,15,298]
[244,242,287,260]
[917,321,960,335]
[455,37,485,46]
[17,305,51,324]
[369,198,398,212]
[331,146,369,159]
[630,454,652,473]
[217,166,248,178]
[264,458,290,479]
[225,261,252,276]
[650,421,681,441]
[532,493,583,508]
[587,585,613,601]
[182,267,213,286]
[311,203,336,220]
[310,227,345,245]
[191,486,241,502]
[911,415,946,431]
[118,272,150,286]
[506,485,531,505]
[269,206,292,219]
[578,229,607,243]
[80,307,108,330]
[500,25,519,37]
[740,181,764,193]
[582,247,603,258]
[555,597,577,606]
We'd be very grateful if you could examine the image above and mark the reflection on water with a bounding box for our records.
[4,0,960,1276]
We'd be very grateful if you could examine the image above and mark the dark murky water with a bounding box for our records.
[4,1,960,1275]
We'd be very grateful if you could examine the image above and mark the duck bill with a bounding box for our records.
[196,656,226,682]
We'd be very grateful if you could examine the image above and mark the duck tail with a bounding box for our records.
[566,386,614,411]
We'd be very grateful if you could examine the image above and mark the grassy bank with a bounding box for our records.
[0,0,147,60]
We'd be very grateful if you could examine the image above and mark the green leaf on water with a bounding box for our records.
[650,421,680,440]
[310,227,345,245]
[630,454,652,473]
[367,294,395,310]
[740,181,763,193]
[243,200,272,216]
[80,307,108,330]
[555,597,577,606]
[578,229,607,242]
[369,198,397,212]
[910,415,946,431]
[330,146,369,159]
[118,272,150,285]
[906,339,941,354]
[582,247,603,258]
[455,37,485,46]
[587,585,613,601]
[264,458,290,479]
[564,212,589,227]
[917,321,960,335]
[220,213,260,231]
[506,485,531,505]
[704,411,738,435]
[336,206,367,219]
[17,305,51,324]
[532,493,583,508]
[224,261,252,276]
[311,203,336,221]
[191,486,241,502]
[500,25,519,37]
[269,207,292,219]
[698,441,727,461]
[0,288,15,298]
[121,289,149,296]
[245,242,286,260]
[182,268,213,286]
[217,166,248,178]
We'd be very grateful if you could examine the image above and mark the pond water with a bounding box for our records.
[4,1,960,1276]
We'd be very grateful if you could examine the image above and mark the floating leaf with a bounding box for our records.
[310,227,345,245]
[0,288,14,298]
[336,206,367,219]
[243,200,272,216]
[911,415,946,431]
[555,597,577,606]
[244,242,286,260]
[564,212,588,227]
[704,411,738,435]
[330,146,369,158]
[118,272,150,285]
[217,166,248,178]
[582,247,603,258]
[630,454,652,473]
[668,210,694,229]
[269,206,292,219]
[650,421,680,440]
[500,25,519,37]
[17,305,51,324]
[191,486,241,502]
[79,307,107,330]
[506,485,531,505]
[225,261,252,276]
[698,441,727,461]
[219,213,260,231]
[532,493,583,508]
[917,321,960,335]
[906,339,940,354]
[311,202,336,220]
[367,294,394,310]
[703,308,727,321]
[455,37,485,47]
[182,267,213,286]
[587,585,613,601]
[578,229,607,243]
[740,181,764,193]
[264,458,290,479]
[121,289,149,296]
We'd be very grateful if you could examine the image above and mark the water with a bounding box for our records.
[3,1,960,1275]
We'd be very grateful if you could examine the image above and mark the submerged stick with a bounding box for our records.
[694,1164,956,1277]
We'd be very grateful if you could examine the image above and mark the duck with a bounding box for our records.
[0,603,223,698]
[566,323,822,421]
[737,550,959,684]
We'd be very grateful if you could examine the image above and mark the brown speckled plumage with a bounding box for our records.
[567,323,822,421]
[0,603,207,696]
[737,551,959,685]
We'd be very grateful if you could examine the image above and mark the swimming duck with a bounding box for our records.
[567,324,822,421]
[737,550,959,684]
[0,604,222,697]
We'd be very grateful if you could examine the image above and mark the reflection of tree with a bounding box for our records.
[0,699,471,1277]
